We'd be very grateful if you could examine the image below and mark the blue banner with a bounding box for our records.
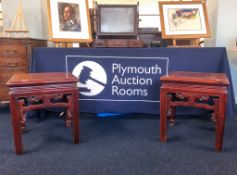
[66,55,169,106]
[32,47,235,116]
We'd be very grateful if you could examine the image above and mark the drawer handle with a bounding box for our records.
[7,62,18,67]
[5,49,17,55]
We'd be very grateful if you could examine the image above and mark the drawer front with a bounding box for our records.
[106,40,129,47]
[93,40,106,48]
[0,57,27,67]
[0,86,9,101]
[0,68,28,84]
[0,44,27,58]
[129,40,143,48]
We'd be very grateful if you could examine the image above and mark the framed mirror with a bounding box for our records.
[96,4,138,36]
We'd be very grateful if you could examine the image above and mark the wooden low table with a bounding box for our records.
[160,71,229,152]
[6,72,80,154]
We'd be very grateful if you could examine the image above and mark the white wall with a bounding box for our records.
[203,0,218,46]
[40,0,49,39]
[216,0,237,47]
[2,0,45,39]
[216,0,237,101]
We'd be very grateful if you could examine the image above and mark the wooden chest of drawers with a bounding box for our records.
[0,38,47,102]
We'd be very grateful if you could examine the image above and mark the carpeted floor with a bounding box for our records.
[0,104,237,175]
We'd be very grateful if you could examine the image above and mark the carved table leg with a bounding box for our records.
[72,90,80,144]
[9,94,23,154]
[160,88,168,142]
[215,94,227,152]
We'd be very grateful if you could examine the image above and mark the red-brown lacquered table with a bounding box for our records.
[160,71,229,152]
[6,72,80,154]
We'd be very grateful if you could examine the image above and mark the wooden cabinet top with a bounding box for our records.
[0,37,47,46]
[0,37,46,41]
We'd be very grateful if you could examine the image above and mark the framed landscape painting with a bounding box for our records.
[159,1,211,39]
[47,0,92,43]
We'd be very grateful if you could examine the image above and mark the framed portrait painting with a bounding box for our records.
[47,0,92,43]
[159,1,211,39]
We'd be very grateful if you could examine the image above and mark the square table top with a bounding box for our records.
[160,71,230,86]
[6,72,79,87]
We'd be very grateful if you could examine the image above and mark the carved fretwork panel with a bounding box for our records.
[65,95,73,128]
[166,94,176,126]
[174,92,189,102]
[211,98,219,125]
[168,92,218,111]
[27,96,44,105]
[18,99,26,132]
[50,93,65,103]
[17,93,72,107]
[15,93,74,132]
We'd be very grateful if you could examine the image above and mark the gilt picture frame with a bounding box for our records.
[47,0,92,43]
[159,1,211,39]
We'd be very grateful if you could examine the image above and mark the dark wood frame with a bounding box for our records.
[96,4,138,37]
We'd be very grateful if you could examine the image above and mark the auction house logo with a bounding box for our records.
[72,61,107,96]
